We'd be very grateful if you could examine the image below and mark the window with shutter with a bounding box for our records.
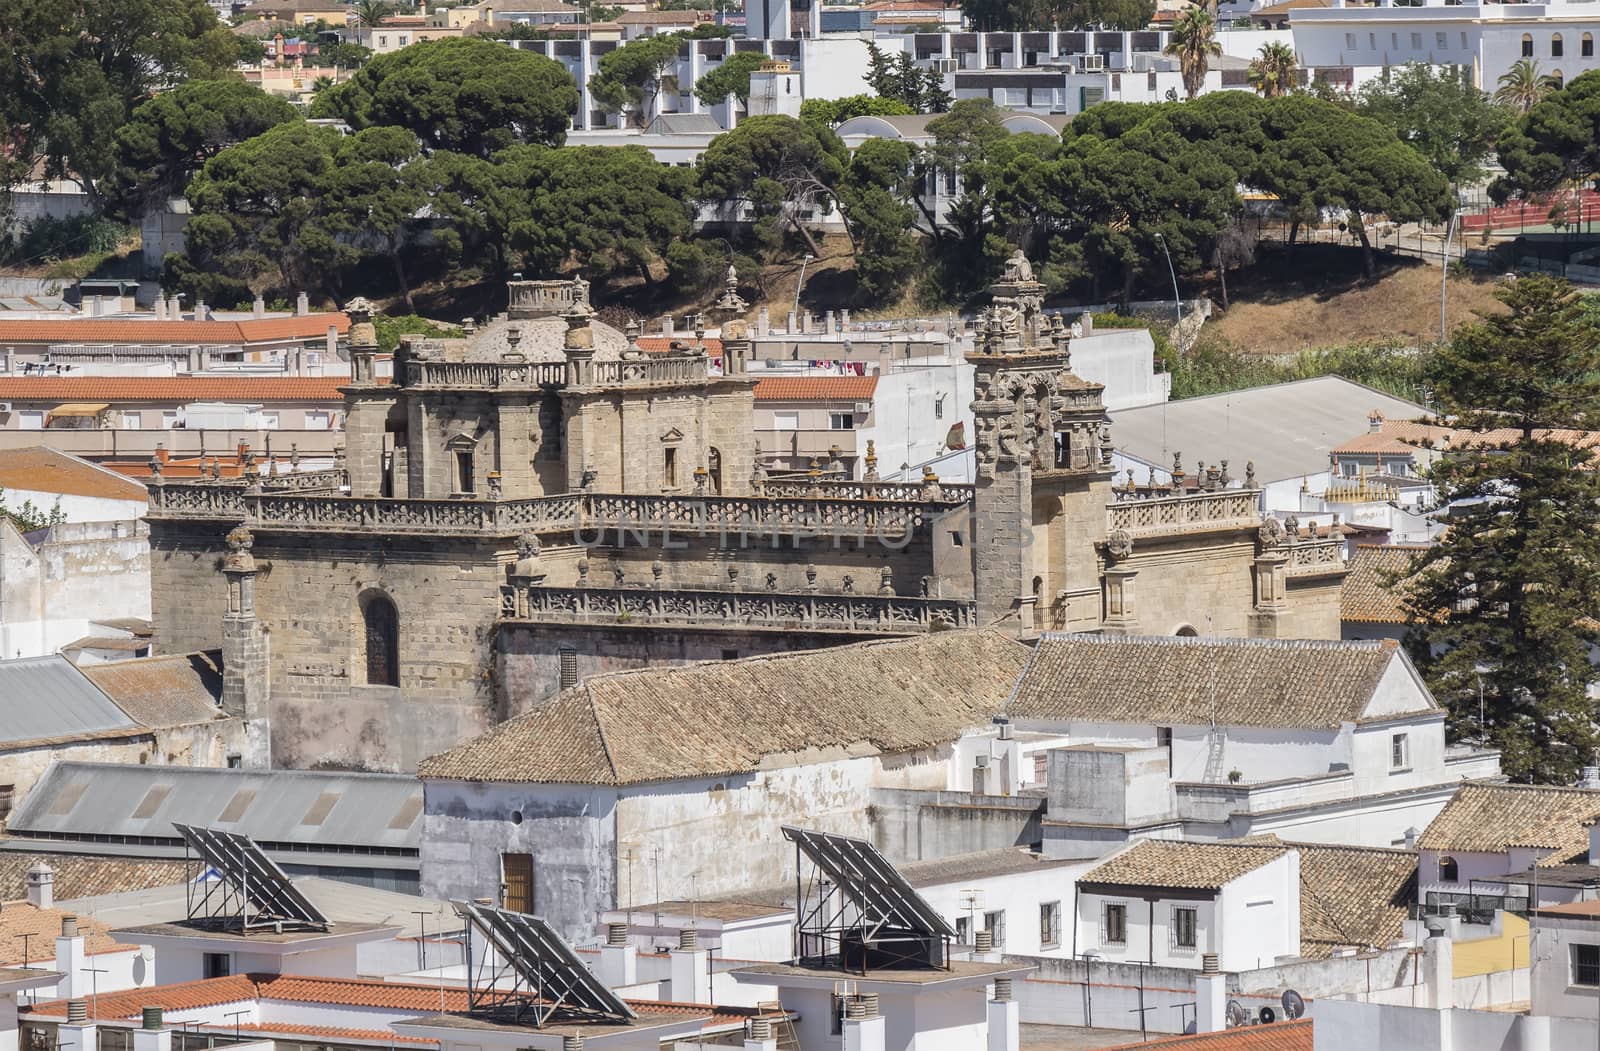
[502,853,534,913]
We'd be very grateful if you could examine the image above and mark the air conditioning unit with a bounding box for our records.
[853,401,872,413]
[0,403,12,414]
[1082,53,1104,72]
[975,754,991,768]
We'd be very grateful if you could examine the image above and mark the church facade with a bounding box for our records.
[146,269,1345,771]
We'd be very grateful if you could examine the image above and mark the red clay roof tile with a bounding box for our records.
[0,377,350,404]
[753,376,878,402]
[0,316,349,346]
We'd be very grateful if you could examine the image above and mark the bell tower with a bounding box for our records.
[969,251,1112,633]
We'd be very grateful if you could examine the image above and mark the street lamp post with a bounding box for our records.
[1440,208,1462,344]
[793,253,815,327]
[1153,232,1182,352]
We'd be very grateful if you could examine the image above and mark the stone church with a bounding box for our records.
[146,266,1345,771]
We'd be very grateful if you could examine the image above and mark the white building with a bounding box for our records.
[1005,633,1501,852]
[0,517,150,660]
[1531,899,1600,1022]
[417,630,1033,943]
[1290,0,1600,93]
[0,447,147,524]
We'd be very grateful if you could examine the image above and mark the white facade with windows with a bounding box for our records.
[1531,902,1600,1020]
[1290,1,1600,92]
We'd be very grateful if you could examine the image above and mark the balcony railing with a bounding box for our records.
[1106,489,1260,537]
[501,583,974,633]
[759,479,976,502]
[147,481,968,538]
[1286,537,1346,576]
[404,359,567,388]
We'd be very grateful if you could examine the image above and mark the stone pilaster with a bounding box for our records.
[1100,567,1140,635]
[220,526,270,767]
[1249,551,1290,638]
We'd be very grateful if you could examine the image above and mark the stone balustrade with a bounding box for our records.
[759,479,977,502]
[404,359,567,388]
[148,482,965,538]
[500,583,975,633]
[586,356,709,386]
[262,468,348,492]
[1285,536,1346,576]
[1106,489,1261,537]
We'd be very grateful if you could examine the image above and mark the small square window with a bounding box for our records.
[1391,732,1410,770]
[1436,32,1447,49]
[984,910,1006,950]
[1344,32,1356,49]
[1173,906,1198,949]
[956,915,972,944]
[1574,944,1600,987]
[203,952,231,979]
[1410,32,1423,49]
[1040,901,1061,947]
[1104,903,1127,945]
[829,412,855,430]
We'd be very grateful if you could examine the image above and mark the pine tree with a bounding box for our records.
[1404,276,1600,783]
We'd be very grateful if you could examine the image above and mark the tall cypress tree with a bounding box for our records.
[1404,276,1600,783]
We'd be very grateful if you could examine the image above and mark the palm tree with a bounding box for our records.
[354,0,393,28]
[1164,8,1222,101]
[1495,58,1557,115]
[1247,41,1297,98]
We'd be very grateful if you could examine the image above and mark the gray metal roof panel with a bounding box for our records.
[1108,376,1426,485]
[7,762,422,851]
[0,656,140,744]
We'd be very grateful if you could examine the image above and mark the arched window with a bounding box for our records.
[1553,33,1565,58]
[362,591,400,687]
[1175,625,1200,637]
[1522,33,1534,57]
[1439,856,1460,883]
[1553,69,1566,89]
[1584,32,1594,58]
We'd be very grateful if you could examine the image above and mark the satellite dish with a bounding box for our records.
[1282,989,1305,1020]
[1225,1000,1249,1028]
[1258,1005,1277,1025]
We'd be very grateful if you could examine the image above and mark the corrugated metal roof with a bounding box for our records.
[0,656,140,745]
[8,763,422,851]
[1108,376,1426,485]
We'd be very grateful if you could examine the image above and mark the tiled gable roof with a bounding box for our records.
[0,377,350,404]
[0,447,147,501]
[0,853,188,902]
[1418,782,1600,862]
[81,651,224,728]
[0,315,348,345]
[1007,634,1423,730]
[1341,545,1427,625]
[0,903,124,966]
[754,376,879,402]
[419,630,1030,785]
[636,335,723,357]
[1295,843,1416,958]
[1081,840,1288,891]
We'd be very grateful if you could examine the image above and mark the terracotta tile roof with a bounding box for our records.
[636,336,723,357]
[616,9,710,21]
[81,652,224,728]
[1103,1019,1313,1051]
[0,316,348,346]
[29,975,261,1018]
[220,1023,433,1044]
[255,974,473,1011]
[1007,634,1424,731]
[1082,841,1289,891]
[0,447,148,502]
[0,903,124,966]
[1534,899,1600,918]
[1341,545,1428,625]
[0,852,188,901]
[0,377,349,404]
[1295,843,1417,958]
[1333,419,1600,457]
[419,630,1031,785]
[753,376,879,402]
[1418,782,1600,863]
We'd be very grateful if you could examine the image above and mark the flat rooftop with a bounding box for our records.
[112,920,395,943]
[735,959,1032,986]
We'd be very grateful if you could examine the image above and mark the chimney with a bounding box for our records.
[169,295,182,320]
[132,1008,172,1051]
[745,1015,778,1051]
[84,298,98,318]
[840,308,850,329]
[786,310,797,334]
[56,915,86,999]
[1194,954,1227,1033]
[756,306,770,337]
[326,325,339,361]
[154,298,167,321]
[1423,930,1454,1010]
[296,291,310,316]
[194,297,206,321]
[599,922,637,988]
[669,927,710,1004]
[988,977,1019,1051]
[1403,826,1420,850]
[26,862,53,909]
[661,314,675,338]
[58,1000,95,1051]
[1369,410,1385,433]
[253,295,266,320]
[841,994,884,1051]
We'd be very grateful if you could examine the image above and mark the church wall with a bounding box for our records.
[564,385,756,495]
[496,622,901,718]
[1277,576,1344,640]
[1120,536,1259,637]
[149,520,231,655]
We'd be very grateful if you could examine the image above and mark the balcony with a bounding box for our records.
[1106,489,1260,538]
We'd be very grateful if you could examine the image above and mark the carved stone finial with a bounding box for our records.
[727,564,739,587]
[486,471,502,501]
[805,562,818,592]
[1105,529,1134,563]
[290,443,300,468]
[766,572,778,592]
[1245,460,1257,488]
[652,557,664,582]
[1258,518,1287,549]
[842,574,854,594]
[613,564,625,587]
[516,532,540,560]
[1099,424,1114,466]
[1219,459,1231,487]
[148,455,163,479]
[223,525,256,574]
[694,466,708,495]
[864,440,879,482]
[576,556,590,586]
[879,564,894,595]
[580,464,597,492]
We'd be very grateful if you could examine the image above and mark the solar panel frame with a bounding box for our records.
[457,901,637,1025]
[174,822,330,930]
[782,825,955,938]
